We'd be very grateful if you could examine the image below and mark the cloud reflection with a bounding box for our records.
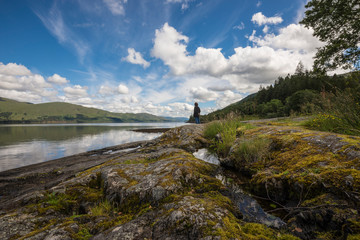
[0,123,185,172]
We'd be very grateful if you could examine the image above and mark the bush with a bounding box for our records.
[231,137,272,165]
[204,118,255,157]
[304,90,360,136]
[285,89,321,114]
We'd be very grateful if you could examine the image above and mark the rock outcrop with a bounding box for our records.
[219,123,360,240]
[0,122,359,240]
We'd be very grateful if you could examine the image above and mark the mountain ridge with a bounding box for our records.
[0,97,185,123]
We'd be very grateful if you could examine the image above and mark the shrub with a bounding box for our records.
[204,118,255,157]
[304,90,360,136]
[231,137,272,165]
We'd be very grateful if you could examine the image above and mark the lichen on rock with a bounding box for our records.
[1,123,358,239]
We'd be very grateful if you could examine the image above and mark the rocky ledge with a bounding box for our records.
[0,123,359,240]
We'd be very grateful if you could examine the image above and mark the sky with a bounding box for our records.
[0,0,326,117]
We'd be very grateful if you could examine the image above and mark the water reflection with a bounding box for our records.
[193,148,220,165]
[0,122,185,172]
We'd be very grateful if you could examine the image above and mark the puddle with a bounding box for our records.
[193,148,220,165]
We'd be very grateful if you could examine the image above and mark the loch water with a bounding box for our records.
[0,122,186,172]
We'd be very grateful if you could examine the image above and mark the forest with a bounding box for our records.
[202,66,359,119]
[195,66,360,135]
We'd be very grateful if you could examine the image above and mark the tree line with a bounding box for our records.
[203,69,360,121]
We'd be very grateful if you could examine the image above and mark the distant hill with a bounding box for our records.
[0,97,184,123]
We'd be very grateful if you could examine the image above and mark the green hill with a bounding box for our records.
[0,98,180,123]
[192,71,360,123]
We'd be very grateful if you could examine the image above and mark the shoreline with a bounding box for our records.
[130,127,171,133]
[0,139,150,211]
[0,127,172,210]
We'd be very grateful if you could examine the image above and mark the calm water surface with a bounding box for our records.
[0,122,186,172]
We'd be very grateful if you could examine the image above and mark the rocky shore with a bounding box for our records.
[0,122,359,239]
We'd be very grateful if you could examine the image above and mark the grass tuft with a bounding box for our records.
[304,90,360,136]
[204,117,256,157]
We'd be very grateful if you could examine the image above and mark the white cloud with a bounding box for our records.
[167,102,194,117]
[0,62,32,76]
[121,96,138,104]
[64,85,88,98]
[0,62,195,118]
[208,83,235,92]
[122,48,150,68]
[256,1,262,7]
[47,74,69,84]
[168,102,193,111]
[99,85,115,95]
[117,84,129,94]
[215,90,243,109]
[189,87,218,102]
[103,0,127,16]
[151,22,322,87]
[166,0,195,10]
[151,23,190,75]
[251,12,283,26]
[263,25,269,33]
[251,24,324,53]
[233,22,245,30]
[0,62,59,102]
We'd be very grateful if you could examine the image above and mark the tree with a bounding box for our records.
[300,0,360,71]
[295,61,305,75]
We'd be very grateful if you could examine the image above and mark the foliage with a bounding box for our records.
[204,118,256,157]
[203,71,360,122]
[285,89,321,114]
[300,0,360,71]
[231,137,272,165]
[89,200,112,216]
[304,90,360,135]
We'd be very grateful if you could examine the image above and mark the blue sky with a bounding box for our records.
[0,0,324,117]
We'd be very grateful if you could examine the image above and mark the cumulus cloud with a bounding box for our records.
[0,62,193,118]
[151,23,190,75]
[189,87,218,102]
[0,62,31,76]
[263,25,269,33]
[47,74,69,84]
[64,85,88,98]
[168,102,193,111]
[0,62,58,102]
[118,84,129,94]
[208,83,235,92]
[167,102,194,117]
[251,12,283,26]
[250,24,324,53]
[103,0,128,16]
[121,96,138,104]
[152,22,323,87]
[215,90,243,109]
[122,48,150,68]
[99,85,115,95]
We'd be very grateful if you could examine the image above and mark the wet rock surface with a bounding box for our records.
[0,123,359,239]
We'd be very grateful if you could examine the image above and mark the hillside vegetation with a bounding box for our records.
[199,70,360,135]
[0,98,179,123]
